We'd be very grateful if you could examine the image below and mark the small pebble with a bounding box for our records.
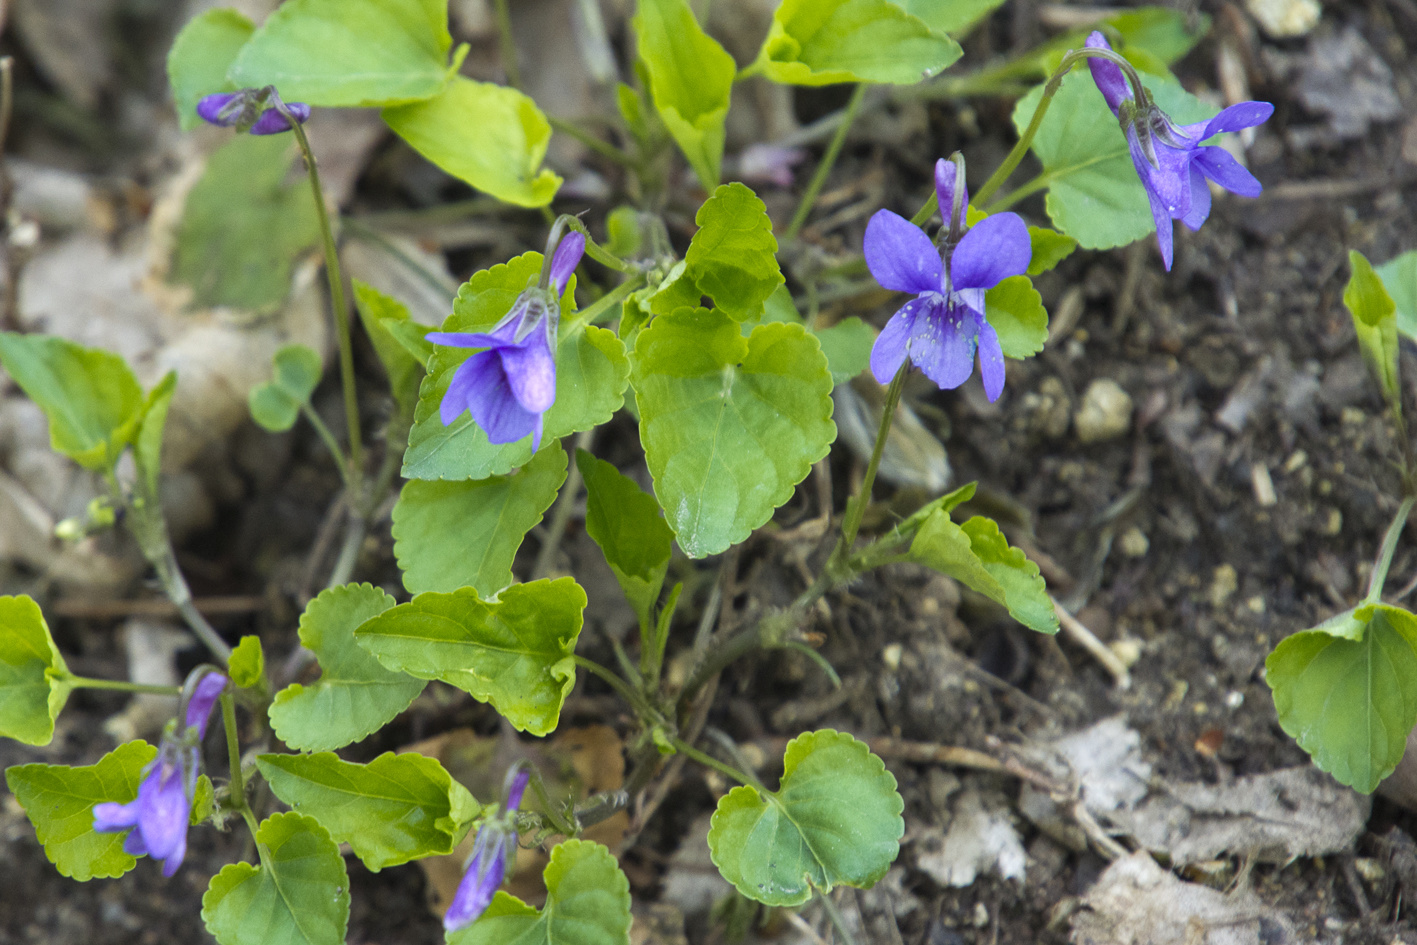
[1119,526,1149,558]
[1246,0,1320,37]
[881,643,903,671]
[1074,379,1133,443]
[1209,564,1239,608]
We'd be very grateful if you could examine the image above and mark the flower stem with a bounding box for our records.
[299,402,350,485]
[971,45,1147,209]
[548,117,636,168]
[493,0,521,90]
[533,430,592,580]
[785,83,867,242]
[220,690,259,838]
[69,677,182,695]
[288,122,364,494]
[572,655,653,718]
[816,890,863,945]
[830,360,908,566]
[1367,495,1415,603]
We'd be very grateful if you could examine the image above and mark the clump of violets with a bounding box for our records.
[444,766,531,932]
[196,86,310,135]
[1085,31,1273,270]
[428,229,586,450]
[865,158,1031,402]
[93,670,227,876]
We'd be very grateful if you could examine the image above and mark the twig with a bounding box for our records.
[1071,799,1127,860]
[1053,595,1132,689]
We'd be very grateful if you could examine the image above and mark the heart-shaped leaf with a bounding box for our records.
[257,751,480,871]
[248,344,323,432]
[354,578,586,736]
[0,594,74,745]
[447,839,631,945]
[392,442,567,596]
[5,740,157,880]
[632,310,835,557]
[708,730,904,907]
[751,0,962,86]
[1267,603,1417,793]
[202,812,349,945]
[383,77,561,208]
[229,0,454,107]
[0,334,145,473]
[652,183,784,321]
[268,584,425,752]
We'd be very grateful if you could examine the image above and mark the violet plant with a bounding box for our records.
[0,1,1299,943]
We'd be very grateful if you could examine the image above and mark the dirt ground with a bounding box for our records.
[4,1,1417,943]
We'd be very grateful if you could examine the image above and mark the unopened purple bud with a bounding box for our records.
[444,822,512,931]
[505,767,531,813]
[184,671,227,738]
[249,102,311,135]
[196,92,246,128]
[548,231,586,296]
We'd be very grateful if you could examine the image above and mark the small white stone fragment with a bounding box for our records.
[1246,0,1320,38]
[1074,379,1133,443]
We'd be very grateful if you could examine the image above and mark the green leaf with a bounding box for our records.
[984,275,1048,360]
[707,730,904,907]
[1267,604,1417,793]
[908,512,1058,634]
[5,740,157,880]
[229,0,453,107]
[634,0,734,188]
[167,9,255,131]
[1027,226,1077,276]
[576,450,674,628]
[1106,7,1210,66]
[171,134,320,311]
[752,0,962,86]
[447,839,631,945]
[0,595,74,745]
[393,442,567,596]
[1346,250,1401,408]
[202,812,349,945]
[354,577,586,737]
[228,636,265,689]
[403,255,627,482]
[898,0,1006,36]
[813,318,874,385]
[353,280,427,413]
[134,372,178,499]
[256,751,480,871]
[1378,250,1417,341]
[660,183,784,321]
[632,309,836,558]
[268,584,425,752]
[383,77,561,208]
[1014,70,1215,251]
[0,333,145,472]
[248,344,323,433]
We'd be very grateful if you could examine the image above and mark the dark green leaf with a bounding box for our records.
[908,512,1057,633]
[0,333,145,471]
[268,584,424,752]
[257,751,480,871]
[202,812,349,945]
[576,449,673,628]
[354,577,586,736]
[353,280,427,413]
[392,442,567,596]
[5,740,157,880]
[632,310,836,558]
[708,730,904,907]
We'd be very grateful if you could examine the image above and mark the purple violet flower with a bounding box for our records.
[1084,31,1273,270]
[93,671,227,877]
[428,231,586,450]
[196,88,311,136]
[865,159,1031,402]
[444,767,532,933]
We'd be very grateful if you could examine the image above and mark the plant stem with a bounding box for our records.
[572,655,652,717]
[69,677,181,695]
[493,0,521,90]
[1367,495,1416,603]
[971,45,1147,208]
[289,122,363,494]
[299,402,350,485]
[670,736,763,792]
[220,691,260,838]
[534,431,592,579]
[785,83,867,242]
[831,361,908,565]
[817,890,863,945]
[549,116,636,167]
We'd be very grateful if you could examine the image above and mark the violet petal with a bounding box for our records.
[933,158,968,231]
[1180,164,1211,231]
[870,297,925,384]
[498,334,556,414]
[1193,146,1263,198]
[950,212,1030,291]
[185,672,227,738]
[910,299,978,391]
[864,210,942,294]
[1202,101,1274,138]
[549,231,586,296]
[974,313,1006,402]
[196,92,242,127]
[1085,32,1130,113]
